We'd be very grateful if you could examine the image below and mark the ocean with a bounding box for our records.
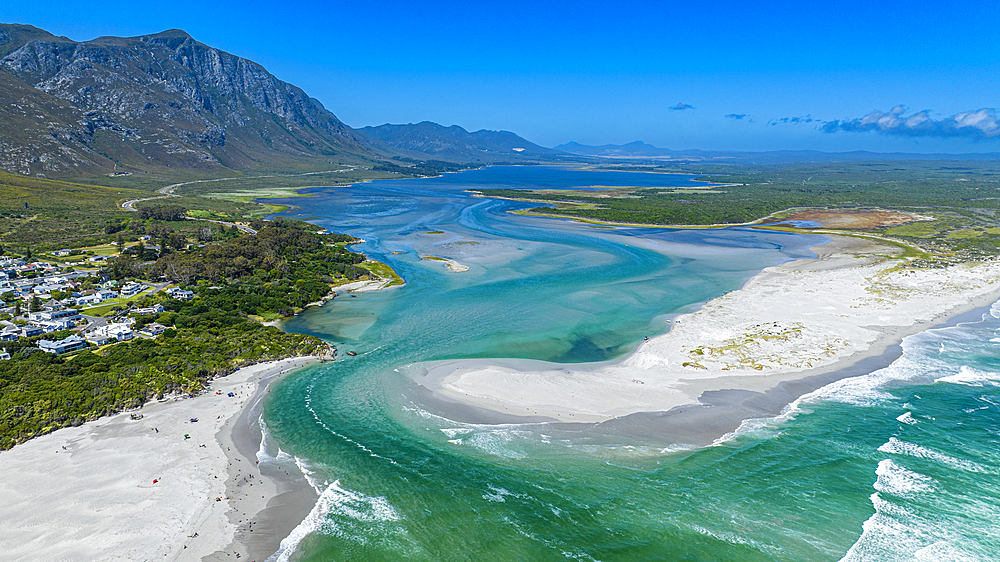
[255,166,1000,561]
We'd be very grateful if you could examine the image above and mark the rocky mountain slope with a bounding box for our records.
[358,121,562,162]
[0,24,385,177]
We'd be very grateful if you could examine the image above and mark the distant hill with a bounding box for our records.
[358,121,564,162]
[555,141,1000,163]
[555,141,677,157]
[0,24,385,177]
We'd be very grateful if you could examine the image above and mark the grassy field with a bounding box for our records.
[359,260,406,287]
[0,166,400,252]
[0,171,147,250]
[79,288,161,317]
[478,160,1000,264]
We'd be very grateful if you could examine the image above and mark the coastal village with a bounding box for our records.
[0,251,194,358]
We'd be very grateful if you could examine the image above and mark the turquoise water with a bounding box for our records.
[257,167,1000,561]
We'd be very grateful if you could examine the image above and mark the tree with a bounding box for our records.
[168,233,186,251]
[103,256,138,281]
[116,234,125,255]
[23,248,31,261]
[14,300,21,316]
[138,206,185,221]
[29,296,41,313]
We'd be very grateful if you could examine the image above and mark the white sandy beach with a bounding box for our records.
[420,255,470,272]
[420,236,1000,423]
[0,356,316,562]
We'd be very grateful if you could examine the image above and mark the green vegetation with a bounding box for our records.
[149,219,370,316]
[0,302,326,450]
[480,160,1000,263]
[360,260,406,287]
[0,220,398,449]
[0,162,470,253]
[0,171,145,249]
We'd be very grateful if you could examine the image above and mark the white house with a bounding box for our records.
[28,309,82,324]
[38,334,88,354]
[120,282,144,297]
[37,320,74,332]
[166,287,194,300]
[88,322,135,343]
[84,333,114,345]
[139,322,167,336]
[77,294,102,306]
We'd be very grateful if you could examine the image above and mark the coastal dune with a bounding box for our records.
[415,236,1000,431]
[0,357,316,562]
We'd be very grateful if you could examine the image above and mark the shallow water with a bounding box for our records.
[257,167,1000,561]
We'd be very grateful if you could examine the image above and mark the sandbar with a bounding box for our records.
[411,235,1000,444]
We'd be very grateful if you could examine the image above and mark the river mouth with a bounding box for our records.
[263,166,954,561]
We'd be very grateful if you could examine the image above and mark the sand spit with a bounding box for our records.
[415,236,1000,427]
[0,356,317,562]
[420,255,470,272]
[334,278,399,293]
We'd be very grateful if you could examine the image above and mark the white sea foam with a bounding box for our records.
[840,493,915,562]
[483,485,510,503]
[798,360,912,408]
[256,416,273,463]
[267,479,404,562]
[305,383,400,466]
[711,412,791,447]
[895,411,917,425]
[841,492,981,562]
[712,308,994,446]
[465,428,529,458]
[989,299,1000,319]
[439,427,474,439]
[936,365,1000,387]
[913,542,980,562]
[877,437,989,474]
[874,459,933,497]
[294,456,325,495]
[689,523,775,555]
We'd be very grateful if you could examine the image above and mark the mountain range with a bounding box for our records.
[0,23,561,178]
[359,121,562,163]
[2,22,996,180]
[0,24,395,177]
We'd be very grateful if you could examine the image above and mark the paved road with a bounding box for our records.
[121,169,357,237]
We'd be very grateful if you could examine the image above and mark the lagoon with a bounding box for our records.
[258,166,1000,561]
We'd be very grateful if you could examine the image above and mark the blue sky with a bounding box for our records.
[4,0,999,152]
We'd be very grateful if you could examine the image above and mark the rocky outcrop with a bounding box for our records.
[0,24,384,176]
